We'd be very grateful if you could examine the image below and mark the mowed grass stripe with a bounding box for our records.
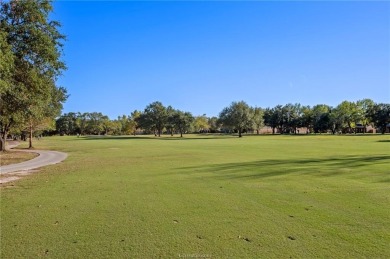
[1,135,389,258]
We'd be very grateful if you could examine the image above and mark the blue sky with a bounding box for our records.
[53,1,389,119]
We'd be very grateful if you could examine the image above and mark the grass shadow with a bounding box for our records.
[175,155,390,180]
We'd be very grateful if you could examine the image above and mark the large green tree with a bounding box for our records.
[263,105,284,134]
[0,0,67,150]
[166,106,176,136]
[336,101,360,133]
[193,115,209,133]
[129,110,141,135]
[283,103,302,134]
[312,104,331,133]
[115,114,132,135]
[138,102,167,137]
[56,112,79,135]
[328,107,343,134]
[299,105,313,133]
[366,103,390,134]
[219,101,253,137]
[252,107,264,135]
[263,107,278,134]
[356,99,375,133]
[85,112,107,135]
[172,110,194,137]
[208,116,220,133]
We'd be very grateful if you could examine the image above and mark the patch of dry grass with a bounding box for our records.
[0,151,38,166]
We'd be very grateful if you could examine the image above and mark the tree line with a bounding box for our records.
[54,99,390,138]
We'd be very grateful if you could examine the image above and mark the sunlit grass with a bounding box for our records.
[1,134,389,258]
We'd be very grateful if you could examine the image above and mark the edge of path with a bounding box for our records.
[0,142,68,181]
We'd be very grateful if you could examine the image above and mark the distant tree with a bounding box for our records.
[208,116,220,133]
[366,103,390,134]
[263,107,279,134]
[127,110,141,135]
[274,105,285,134]
[77,112,89,135]
[356,99,375,133]
[86,112,107,135]
[337,101,360,133]
[264,105,285,134]
[312,104,331,133]
[166,106,176,136]
[219,101,253,137]
[172,110,194,137]
[110,120,123,135]
[300,105,313,132]
[328,107,343,134]
[101,115,113,135]
[56,112,78,135]
[193,115,209,133]
[283,103,302,134]
[138,101,167,137]
[252,107,264,134]
[136,113,151,134]
[116,115,128,135]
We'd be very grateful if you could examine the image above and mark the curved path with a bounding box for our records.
[1,150,68,174]
[0,143,68,175]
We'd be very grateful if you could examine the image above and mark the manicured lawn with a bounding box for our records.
[1,134,389,258]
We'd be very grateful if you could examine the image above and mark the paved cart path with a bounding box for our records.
[1,150,68,174]
[0,143,67,183]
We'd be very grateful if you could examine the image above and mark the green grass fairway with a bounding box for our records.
[1,135,389,258]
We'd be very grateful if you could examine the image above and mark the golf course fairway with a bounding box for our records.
[1,134,389,258]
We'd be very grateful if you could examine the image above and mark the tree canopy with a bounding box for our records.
[218,101,253,137]
[0,0,67,150]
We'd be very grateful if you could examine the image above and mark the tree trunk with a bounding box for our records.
[256,129,259,135]
[1,123,11,151]
[0,132,6,152]
[238,129,242,137]
[29,123,33,149]
[180,130,183,138]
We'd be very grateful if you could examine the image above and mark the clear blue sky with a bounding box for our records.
[52,1,389,119]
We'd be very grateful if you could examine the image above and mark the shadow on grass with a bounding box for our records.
[377,140,390,143]
[175,155,390,180]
